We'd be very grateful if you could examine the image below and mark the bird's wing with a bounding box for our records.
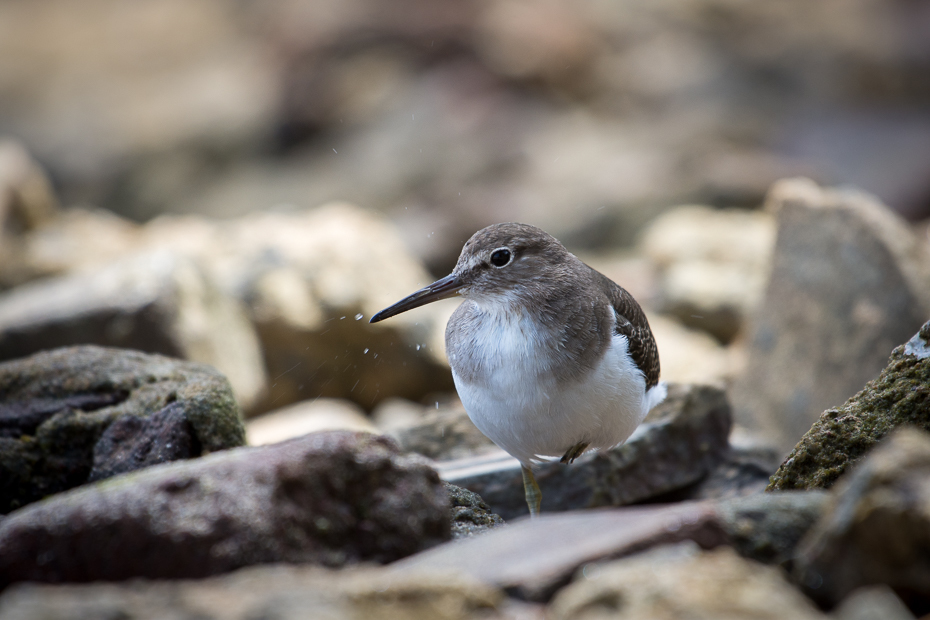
[591,269,661,389]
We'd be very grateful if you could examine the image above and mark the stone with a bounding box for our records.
[793,428,930,611]
[0,431,450,587]
[392,502,728,602]
[768,320,930,491]
[662,441,783,502]
[445,482,505,540]
[648,313,737,386]
[548,544,827,620]
[245,398,377,446]
[717,491,830,567]
[0,564,503,620]
[833,586,917,620]
[640,205,776,343]
[732,178,930,454]
[0,346,245,514]
[440,383,731,519]
[389,400,498,462]
[0,251,267,410]
[372,397,427,432]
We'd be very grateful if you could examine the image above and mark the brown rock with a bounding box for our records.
[549,544,827,619]
[732,178,930,454]
[0,431,450,587]
[794,428,930,611]
[393,502,728,601]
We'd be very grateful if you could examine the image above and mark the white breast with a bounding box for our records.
[449,306,666,465]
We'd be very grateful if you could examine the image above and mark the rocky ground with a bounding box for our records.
[1,2,930,616]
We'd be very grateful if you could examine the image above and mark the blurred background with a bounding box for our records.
[1,0,929,455]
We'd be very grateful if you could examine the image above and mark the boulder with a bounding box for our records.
[440,383,731,519]
[0,252,267,410]
[388,400,498,462]
[794,428,930,611]
[549,544,827,619]
[0,431,450,586]
[0,346,245,514]
[0,563,502,620]
[768,320,930,491]
[393,502,728,601]
[732,178,930,454]
[445,482,505,540]
[246,398,377,446]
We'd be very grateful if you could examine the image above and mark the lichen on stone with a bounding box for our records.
[767,320,930,491]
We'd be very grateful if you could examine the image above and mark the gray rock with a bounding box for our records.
[794,428,930,610]
[440,383,731,519]
[833,586,917,620]
[548,543,827,620]
[0,431,450,587]
[0,346,245,514]
[0,251,267,410]
[392,502,728,602]
[0,563,503,620]
[732,178,930,454]
[445,482,505,540]
[390,402,498,461]
[717,491,830,567]
[768,320,930,491]
[663,442,782,502]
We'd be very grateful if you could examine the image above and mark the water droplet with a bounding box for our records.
[363,348,369,354]
[355,313,364,321]
[416,344,421,351]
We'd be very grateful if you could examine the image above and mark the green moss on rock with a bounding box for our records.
[0,346,245,513]
[767,320,930,491]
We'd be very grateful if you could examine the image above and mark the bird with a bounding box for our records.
[369,222,665,516]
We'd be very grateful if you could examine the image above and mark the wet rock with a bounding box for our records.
[717,491,830,567]
[393,502,728,601]
[640,205,776,343]
[768,320,930,491]
[445,482,505,540]
[661,441,782,502]
[0,346,244,514]
[0,563,503,620]
[389,400,498,462]
[0,431,450,587]
[549,544,827,620]
[0,251,267,410]
[732,178,930,454]
[245,398,377,446]
[440,383,731,519]
[793,429,930,612]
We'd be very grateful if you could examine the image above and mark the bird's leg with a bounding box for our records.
[560,442,589,464]
[521,465,542,517]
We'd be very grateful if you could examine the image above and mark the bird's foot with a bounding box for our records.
[521,465,542,517]
[560,442,589,464]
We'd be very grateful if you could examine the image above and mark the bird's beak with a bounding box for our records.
[369,273,464,323]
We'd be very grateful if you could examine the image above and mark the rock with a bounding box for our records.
[732,178,930,454]
[768,320,930,491]
[445,482,505,540]
[440,383,731,519]
[392,502,728,601]
[649,313,737,386]
[548,544,827,619]
[0,346,244,514]
[372,397,428,432]
[663,441,782,502]
[389,400,498,461]
[717,491,830,567]
[0,431,450,586]
[833,586,917,620]
[793,428,930,611]
[0,564,503,620]
[246,398,377,446]
[640,205,776,343]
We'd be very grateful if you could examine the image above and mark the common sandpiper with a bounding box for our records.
[370,222,665,516]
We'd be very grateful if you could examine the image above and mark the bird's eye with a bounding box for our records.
[490,248,512,267]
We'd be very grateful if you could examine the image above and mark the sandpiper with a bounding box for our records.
[370,222,665,516]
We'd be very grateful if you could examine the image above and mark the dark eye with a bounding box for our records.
[490,248,512,267]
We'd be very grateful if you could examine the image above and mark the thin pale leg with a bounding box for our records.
[521,465,542,517]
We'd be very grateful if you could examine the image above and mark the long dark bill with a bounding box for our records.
[369,273,463,323]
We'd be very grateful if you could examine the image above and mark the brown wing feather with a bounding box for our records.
[590,268,660,389]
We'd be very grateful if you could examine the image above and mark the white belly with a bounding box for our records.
[450,315,665,465]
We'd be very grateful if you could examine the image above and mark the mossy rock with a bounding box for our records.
[0,345,245,513]
[767,320,930,491]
